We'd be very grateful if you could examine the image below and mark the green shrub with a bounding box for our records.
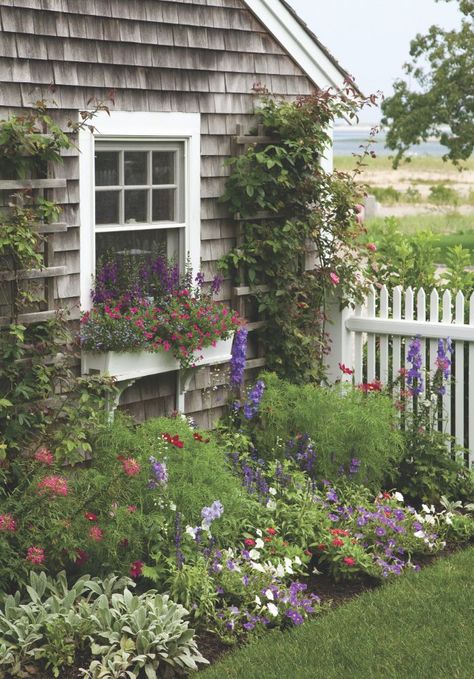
[368,186,401,204]
[428,184,459,205]
[249,373,403,488]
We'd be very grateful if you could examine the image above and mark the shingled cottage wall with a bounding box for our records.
[0,0,314,427]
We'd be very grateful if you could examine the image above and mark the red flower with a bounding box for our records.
[37,475,69,497]
[34,447,54,465]
[343,557,356,566]
[121,458,141,477]
[89,526,104,542]
[0,513,16,532]
[316,543,327,551]
[26,546,45,564]
[130,560,144,578]
[304,549,312,556]
[127,505,137,513]
[265,527,277,536]
[75,549,89,566]
[359,381,382,393]
[366,242,377,252]
[84,512,98,522]
[244,538,256,547]
[338,363,354,375]
[264,536,272,543]
[330,528,350,536]
[332,538,344,547]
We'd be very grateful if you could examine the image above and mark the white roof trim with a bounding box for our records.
[245,0,347,90]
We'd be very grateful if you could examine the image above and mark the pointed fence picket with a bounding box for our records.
[333,285,474,468]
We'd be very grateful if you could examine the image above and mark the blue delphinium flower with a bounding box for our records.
[201,500,224,529]
[148,456,168,489]
[243,380,266,420]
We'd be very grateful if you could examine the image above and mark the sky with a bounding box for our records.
[286,0,462,124]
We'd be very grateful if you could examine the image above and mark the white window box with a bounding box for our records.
[82,335,234,382]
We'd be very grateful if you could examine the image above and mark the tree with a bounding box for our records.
[381,0,474,166]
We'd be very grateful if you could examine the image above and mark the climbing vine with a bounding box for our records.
[0,101,115,465]
[221,86,377,383]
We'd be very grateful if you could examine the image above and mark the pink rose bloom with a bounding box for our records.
[329,272,340,285]
[367,242,377,252]
[130,560,144,578]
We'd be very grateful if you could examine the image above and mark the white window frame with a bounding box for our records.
[79,111,201,311]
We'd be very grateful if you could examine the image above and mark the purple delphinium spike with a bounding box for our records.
[230,327,248,387]
[406,336,423,396]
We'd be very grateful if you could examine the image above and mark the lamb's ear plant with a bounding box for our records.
[0,571,208,678]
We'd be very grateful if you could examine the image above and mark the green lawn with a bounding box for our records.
[203,547,474,679]
[334,155,474,173]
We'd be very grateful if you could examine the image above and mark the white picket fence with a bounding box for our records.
[328,285,474,467]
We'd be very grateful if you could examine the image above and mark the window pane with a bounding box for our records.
[152,189,175,221]
[152,151,175,184]
[96,230,169,263]
[95,190,120,224]
[124,151,148,185]
[124,189,148,223]
[95,152,119,186]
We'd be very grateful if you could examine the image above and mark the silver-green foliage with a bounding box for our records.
[0,571,208,678]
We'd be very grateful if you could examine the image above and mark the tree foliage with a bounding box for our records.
[381,0,474,166]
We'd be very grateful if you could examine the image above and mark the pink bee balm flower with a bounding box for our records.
[37,475,69,497]
[26,546,45,564]
[0,513,16,532]
[121,458,141,477]
[329,272,340,285]
[89,526,104,542]
[34,447,54,465]
[130,560,144,578]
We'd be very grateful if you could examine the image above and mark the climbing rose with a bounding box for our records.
[0,513,16,532]
[26,546,45,564]
[121,458,141,477]
[37,475,68,496]
[34,447,54,465]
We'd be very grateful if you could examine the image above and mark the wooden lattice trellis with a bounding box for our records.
[0,176,69,326]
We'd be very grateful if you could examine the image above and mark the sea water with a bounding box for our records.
[334,126,449,157]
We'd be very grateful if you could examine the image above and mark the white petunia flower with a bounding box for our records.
[294,556,302,565]
[255,538,264,549]
[266,499,277,511]
[264,589,274,600]
[250,562,265,573]
[269,487,277,496]
[421,504,431,514]
[254,595,262,606]
[267,602,279,617]
[185,525,197,539]
[275,564,285,578]
[393,491,404,503]
[249,549,261,560]
[414,530,425,539]
[424,514,435,525]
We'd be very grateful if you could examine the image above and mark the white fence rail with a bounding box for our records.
[328,285,474,467]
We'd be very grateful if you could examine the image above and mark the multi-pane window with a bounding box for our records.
[94,143,185,265]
